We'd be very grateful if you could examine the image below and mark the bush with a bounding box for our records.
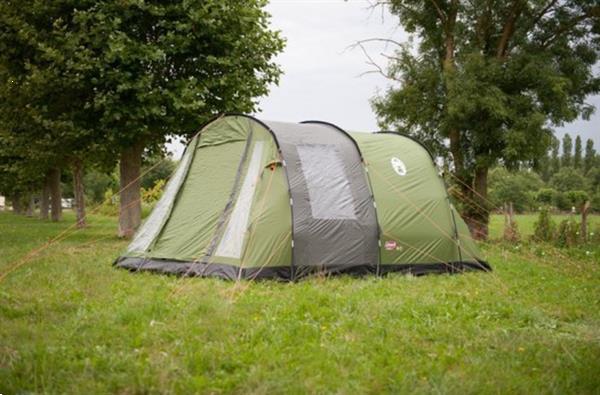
[590,224,600,244]
[535,188,557,206]
[141,156,176,190]
[555,218,580,248]
[592,190,600,213]
[586,167,600,192]
[503,218,520,243]
[84,169,118,203]
[533,207,555,242]
[141,179,166,205]
[488,168,543,212]
[96,189,119,217]
[550,167,586,192]
[565,190,589,211]
[554,192,571,212]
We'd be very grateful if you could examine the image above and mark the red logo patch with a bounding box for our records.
[384,240,397,250]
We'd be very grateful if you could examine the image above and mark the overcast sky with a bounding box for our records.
[169,0,599,157]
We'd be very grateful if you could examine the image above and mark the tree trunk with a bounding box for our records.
[465,166,489,240]
[118,141,144,238]
[49,167,62,222]
[503,202,519,242]
[40,173,50,220]
[72,160,86,228]
[12,193,22,215]
[448,129,463,176]
[25,194,35,217]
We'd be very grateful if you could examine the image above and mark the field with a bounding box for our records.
[1,211,599,394]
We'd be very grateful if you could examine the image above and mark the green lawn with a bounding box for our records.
[488,212,600,240]
[1,211,599,394]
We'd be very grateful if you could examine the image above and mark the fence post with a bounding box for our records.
[581,200,590,242]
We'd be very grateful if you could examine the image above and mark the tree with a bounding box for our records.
[535,188,557,206]
[550,167,586,192]
[370,0,600,239]
[73,0,284,237]
[565,190,589,211]
[562,133,573,168]
[0,133,45,216]
[586,167,600,192]
[0,0,284,236]
[488,167,543,212]
[573,135,583,169]
[550,136,561,175]
[84,169,118,204]
[0,0,110,226]
[584,138,596,174]
[141,155,177,190]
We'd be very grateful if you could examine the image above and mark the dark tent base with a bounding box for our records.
[114,257,491,281]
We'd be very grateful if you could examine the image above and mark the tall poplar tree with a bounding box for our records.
[573,135,583,169]
[550,136,561,175]
[584,138,596,174]
[562,133,573,167]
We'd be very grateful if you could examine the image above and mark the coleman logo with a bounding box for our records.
[384,240,397,250]
[391,157,407,176]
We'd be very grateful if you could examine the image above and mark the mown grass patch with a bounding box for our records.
[1,212,599,393]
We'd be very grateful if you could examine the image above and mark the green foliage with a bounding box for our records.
[573,135,583,169]
[550,137,561,175]
[591,224,600,243]
[96,189,119,217]
[583,139,596,174]
[555,218,580,248]
[84,169,118,203]
[533,207,556,242]
[565,190,590,210]
[0,0,284,206]
[591,190,600,213]
[488,168,543,212]
[586,167,600,192]
[535,188,557,206]
[550,167,586,192]
[72,0,285,150]
[372,0,599,229]
[141,156,177,190]
[562,134,573,168]
[141,179,166,205]
[0,0,112,195]
[554,191,572,211]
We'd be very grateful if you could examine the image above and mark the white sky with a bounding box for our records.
[168,0,599,158]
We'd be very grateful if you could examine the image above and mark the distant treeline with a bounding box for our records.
[486,133,599,213]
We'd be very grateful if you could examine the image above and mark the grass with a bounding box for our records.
[488,212,600,239]
[0,211,599,394]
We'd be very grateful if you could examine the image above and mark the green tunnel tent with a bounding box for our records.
[115,114,490,280]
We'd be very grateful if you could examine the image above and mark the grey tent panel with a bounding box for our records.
[265,121,379,275]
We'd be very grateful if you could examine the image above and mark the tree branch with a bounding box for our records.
[496,0,524,59]
[540,6,600,49]
[350,40,401,82]
[529,0,559,28]
[428,0,447,22]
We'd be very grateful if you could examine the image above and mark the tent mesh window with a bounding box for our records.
[296,144,356,220]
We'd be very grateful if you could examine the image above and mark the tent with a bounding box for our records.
[115,114,490,280]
